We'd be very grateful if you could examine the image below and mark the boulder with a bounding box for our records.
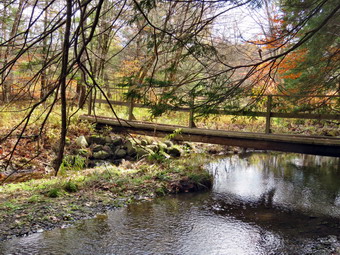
[115,148,127,158]
[124,140,133,151]
[88,135,107,145]
[102,145,113,154]
[76,136,88,148]
[104,136,112,144]
[111,137,123,147]
[136,147,151,158]
[128,147,137,156]
[124,140,137,156]
[92,144,103,152]
[92,150,111,160]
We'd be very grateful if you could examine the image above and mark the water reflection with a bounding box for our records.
[209,153,340,217]
[0,194,288,255]
[0,153,339,255]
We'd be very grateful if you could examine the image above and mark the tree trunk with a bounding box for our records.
[40,0,49,100]
[54,0,72,176]
[77,5,87,109]
[2,0,25,102]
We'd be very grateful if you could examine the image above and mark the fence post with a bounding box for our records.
[265,95,272,134]
[189,94,196,128]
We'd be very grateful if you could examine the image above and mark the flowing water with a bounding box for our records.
[1,153,340,255]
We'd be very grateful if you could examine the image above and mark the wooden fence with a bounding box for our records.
[89,94,340,134]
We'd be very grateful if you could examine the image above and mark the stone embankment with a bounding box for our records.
[69,135,185,168]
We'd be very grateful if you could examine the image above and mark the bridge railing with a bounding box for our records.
[90,94,339,134]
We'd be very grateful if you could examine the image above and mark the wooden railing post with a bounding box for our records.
[265,95,272,134]
[189,94,196,128]
[189,107,196,128]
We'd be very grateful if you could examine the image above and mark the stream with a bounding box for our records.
[1,152,339,255]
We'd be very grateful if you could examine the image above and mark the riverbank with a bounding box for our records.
[0,153,213,241]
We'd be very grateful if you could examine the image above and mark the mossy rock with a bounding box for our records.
[92,150,111,160]
[114,148,127,158]
[125,140,137,155]
[92,144,103,152]
[136,147,151,158]
[127,147,137,156]
[75,135,88,148]
[111,137,123,146]
[87,135,107,145]
[102,145,113,154]
[104,136,112,144]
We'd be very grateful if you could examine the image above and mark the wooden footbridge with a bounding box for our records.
[80,115,340,157]
[80,94,340,157]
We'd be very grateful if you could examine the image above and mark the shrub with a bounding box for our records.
[47,188,61,198]
[64,181,78,193]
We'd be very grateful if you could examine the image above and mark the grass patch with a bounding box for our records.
[0,153,212,208]
[64,180,79,193]
[47,188,62,198]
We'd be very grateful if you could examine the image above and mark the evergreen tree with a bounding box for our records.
[280,0,339,95]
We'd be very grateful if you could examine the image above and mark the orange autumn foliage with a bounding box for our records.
[116,59,141,79]
[250,16,309,94]
[277,49,307,80]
